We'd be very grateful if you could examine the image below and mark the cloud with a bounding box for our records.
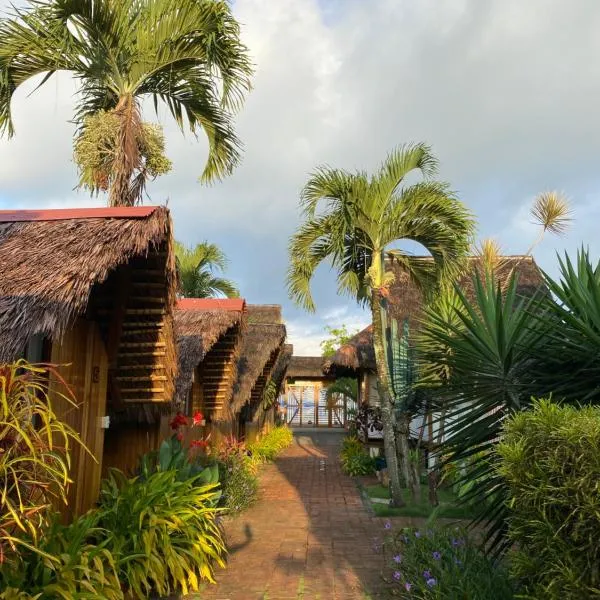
[1,0,599,352]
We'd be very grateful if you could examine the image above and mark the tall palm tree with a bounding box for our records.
[0,0,253,206]
[175,241,239,299]
[287,143,474,506]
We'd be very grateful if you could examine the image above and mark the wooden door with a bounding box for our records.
[50,319,108,518]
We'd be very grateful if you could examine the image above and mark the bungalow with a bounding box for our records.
[174,297,247,445]
[0,206,177,516]
[325,255,546,441]
[230,305,287,442]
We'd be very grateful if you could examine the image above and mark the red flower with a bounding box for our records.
[190,439,209,449]
[176,431,184,442]
[192,411,204,426]
[169,412,188,430]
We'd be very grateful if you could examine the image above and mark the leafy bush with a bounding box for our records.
[96,469,225,597]
[0,361,83,564]
[219,453,259,514]
[248,425,293,462]
[382,525,515,599]
[0,512,121,599]
[340,435,376,476]
[497,399,600,599]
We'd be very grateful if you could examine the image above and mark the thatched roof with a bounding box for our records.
[271,344,293,392]
[0,206,176,363]
[326,255,545,373]
[287,355,329,379]
[231,305,286,413]
[174,298,246,405]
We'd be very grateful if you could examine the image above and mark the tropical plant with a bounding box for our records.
[218,452,259,514]
[96,469,225,597]
[339,436,376,476]
[497,399,600,599]
[0,0,253,205]
[320,325,359,357]
[248,425,293,462]
[0,512,122,599]
[324,377,358,408]
[175,241,240,298]
[381,525,515,599]
[0,361,83,564]
[287,143,475,506]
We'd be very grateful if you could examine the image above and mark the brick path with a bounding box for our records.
[195,430,387,600]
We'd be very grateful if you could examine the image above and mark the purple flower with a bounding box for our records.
[393,554,402,564]
[402,534,409,543]
[423,570,431,579]
[384,520,392,530]
[404,582,412,592]
[393,570,401,581]
[452,537,465,547]
[426,578,437,587]
[414,530,422,538]
[432,551,442,560]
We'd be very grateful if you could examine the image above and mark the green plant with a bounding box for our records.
[0,512,122,599]
[497,399,600,599]
[175,241,240,299]
[139,433,220,489]
[248,425,293,462]
[218,453,259,514]
[97,469,225,597]
[0,361,83,564]
[381,525,515,599]
[340,436,376,476]
[0,0,252,205]
[287,143,475,507]
[320,325,359,357]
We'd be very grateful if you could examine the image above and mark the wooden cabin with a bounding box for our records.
[279,354,355,428]
[174,298,247,446]
[325,255,546,441]
[230,305,287,442]
[0,206,177,517]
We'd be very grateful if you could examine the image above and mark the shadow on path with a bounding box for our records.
[195,430,400,600]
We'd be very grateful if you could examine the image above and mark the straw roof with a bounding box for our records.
[271,344,293,392]
[286,355,329,379]
[326,255,545,373]
[231,305,286,413]
[174,298,246,405]
[0,206,176,362]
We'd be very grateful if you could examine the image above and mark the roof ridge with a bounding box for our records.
[0,206,160,222]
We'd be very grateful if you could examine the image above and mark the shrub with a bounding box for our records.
[497,399,600,599]
[96,469,225,598]
[340,435,376,476]
[248,425,293,462]
[0,361,82,564]
[382,525,515,599]
[219,453,259,514]
[0,512,122,599]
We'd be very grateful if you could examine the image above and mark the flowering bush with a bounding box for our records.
[382,525,514,599]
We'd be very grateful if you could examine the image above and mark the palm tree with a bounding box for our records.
[287,143,474,506]
[0,0,252,206]
[175,241,239,299]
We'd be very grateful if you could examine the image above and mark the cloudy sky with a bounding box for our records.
[1,0,599,354]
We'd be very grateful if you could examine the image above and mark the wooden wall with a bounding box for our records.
[49,318,108,518]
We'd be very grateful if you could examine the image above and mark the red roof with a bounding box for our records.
[177,298,246,312]
[0,206,158,222]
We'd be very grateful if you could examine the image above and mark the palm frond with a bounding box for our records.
[531,191,572,235]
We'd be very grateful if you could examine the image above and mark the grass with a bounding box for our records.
[365,484,476,519]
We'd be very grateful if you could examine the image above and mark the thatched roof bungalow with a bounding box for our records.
[326,255,545,404]
[0,206,177,515]
[231,305,286,440]
[174,298,246,441]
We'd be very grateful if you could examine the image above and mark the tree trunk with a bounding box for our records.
[396,412,416,500]
[427,411,439,506]
[371,296,405,507]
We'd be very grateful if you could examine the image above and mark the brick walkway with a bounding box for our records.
[195,430,387,600]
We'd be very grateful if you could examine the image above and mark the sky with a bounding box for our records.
[1,0,600,355]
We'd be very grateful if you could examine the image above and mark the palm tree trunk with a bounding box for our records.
[109,94,143,207]
[371,294,405,507]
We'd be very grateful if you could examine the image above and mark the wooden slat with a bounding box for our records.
[122,397,168,403]
[129,296,165,304]
[98,308,165,316]
[120,342,166,348]
[120,387,165,393]
[118,363,165,370]
[116,375,167,382]
[122,322,164,329]
[118,351,166,358]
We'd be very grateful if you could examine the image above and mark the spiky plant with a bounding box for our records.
[0,0,253,206]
